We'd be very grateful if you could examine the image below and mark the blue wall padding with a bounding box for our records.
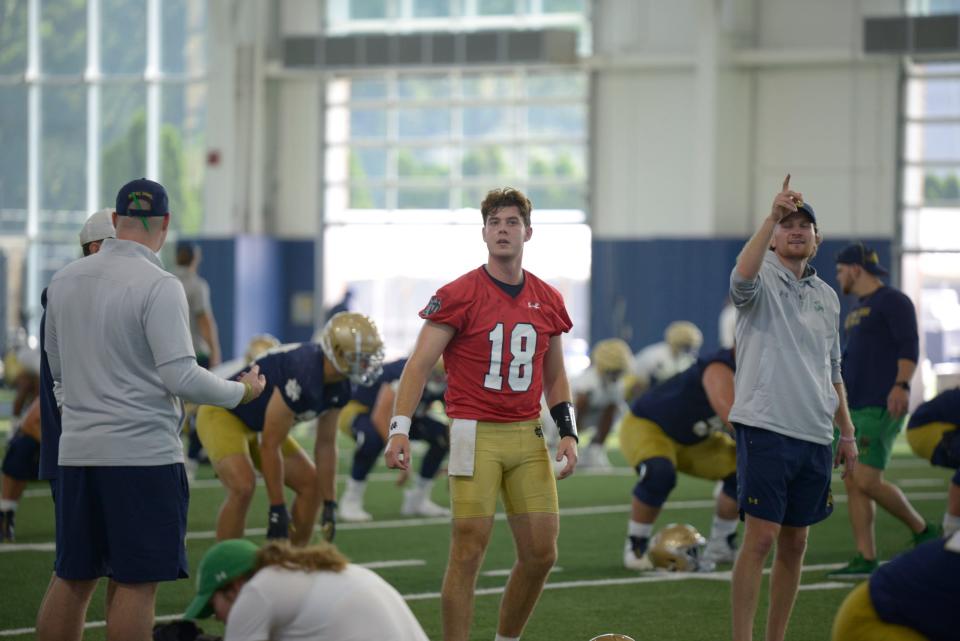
[280,240,316,344]
[234,236,283,361]
[189,237,316,360]
[189,234,893,361]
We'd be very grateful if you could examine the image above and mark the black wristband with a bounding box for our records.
[895,381,910,391]
[550,401,578,442]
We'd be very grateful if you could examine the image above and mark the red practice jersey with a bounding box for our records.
[420,266,573,422]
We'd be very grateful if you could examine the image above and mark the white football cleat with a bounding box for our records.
[623,539,653,571]
[338,499,373,523]
[703,534,738,564]
[401,489,450,517]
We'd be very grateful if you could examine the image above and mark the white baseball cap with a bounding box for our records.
[79,208,116,245]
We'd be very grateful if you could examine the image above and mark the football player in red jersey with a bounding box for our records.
[385,187,579,641]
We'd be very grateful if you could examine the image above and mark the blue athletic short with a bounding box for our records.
[734,424,833,527]
[2,432,40,480]
[55,464,189,583]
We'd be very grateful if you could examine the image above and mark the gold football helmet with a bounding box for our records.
[245,333,280,363]
[318,312,385,386]
[591,338,633,378]
[664,321,703,354]
[648,523,707,572]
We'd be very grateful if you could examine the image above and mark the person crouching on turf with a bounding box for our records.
[620,347,739,569]
[339,358,450,521]
[196,312,384,544]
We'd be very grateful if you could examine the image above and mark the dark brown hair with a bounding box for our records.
[480,187,532,227]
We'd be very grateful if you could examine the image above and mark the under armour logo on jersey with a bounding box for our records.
[527,302,541,309]
[747,497,759,505]
[285,378,302,402]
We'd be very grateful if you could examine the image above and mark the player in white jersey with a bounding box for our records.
[571,338,633,468]
[626,321,703,402]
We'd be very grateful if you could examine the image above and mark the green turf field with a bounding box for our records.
[0,431,951,641]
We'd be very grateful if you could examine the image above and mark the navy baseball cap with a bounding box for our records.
[782,201,817,226]
[116,178,169,217]
[836,243,888,276]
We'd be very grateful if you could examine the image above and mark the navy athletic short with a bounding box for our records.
[734,424,833,527]
[2,432,40,480]
[55,464,189,583]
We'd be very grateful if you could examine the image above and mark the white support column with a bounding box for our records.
[145,0,161,180]
[248,0,268,235]
[693,0,718,234]
[204,0,240,234]
[25,0,41,333]
[86,0,101,214]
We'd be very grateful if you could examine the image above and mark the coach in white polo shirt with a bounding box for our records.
[37,178,267,641]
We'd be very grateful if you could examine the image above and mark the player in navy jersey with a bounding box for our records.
[197,312,384,545]
[338,357,450,521]
[829,242,935,579]
[832,530,960,641]
[619,349,739,570]
[907,388,960,537]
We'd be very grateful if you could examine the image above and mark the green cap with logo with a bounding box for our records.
[184,539,259,619]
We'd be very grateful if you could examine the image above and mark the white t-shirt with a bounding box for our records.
[632,341,696,388]
[225,565,429,641]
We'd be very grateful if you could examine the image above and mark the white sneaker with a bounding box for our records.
[339,499,373,523]
[623,539,653,571]
[401,489,450,517]
[591,445,612,469]
[703,534,738,564]
[580,444,612,469]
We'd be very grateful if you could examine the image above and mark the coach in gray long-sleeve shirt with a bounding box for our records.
[727,175,858,641]
[38,179,267,641]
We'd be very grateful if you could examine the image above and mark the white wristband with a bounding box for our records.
[388,415,412,438]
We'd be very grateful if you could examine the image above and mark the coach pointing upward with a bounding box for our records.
[38,178,266,641]
[728,175,858,641]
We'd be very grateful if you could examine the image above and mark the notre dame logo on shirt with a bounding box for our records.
[421,296,441,317]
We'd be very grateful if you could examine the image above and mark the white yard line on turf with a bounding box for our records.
[0,492,948,554]
[483,566,562,577]
[22,467,635,499]
[404,562,853,601]
[0,562,855,637]
[897,478,948,487]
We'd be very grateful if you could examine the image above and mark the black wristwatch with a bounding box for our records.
[895,381,910,391]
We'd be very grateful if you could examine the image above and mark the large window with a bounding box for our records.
[323,67,590,356]
[325,69,588,222]
[902,61,960,396]
[0,0,208,339]
[325,0,588,41]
